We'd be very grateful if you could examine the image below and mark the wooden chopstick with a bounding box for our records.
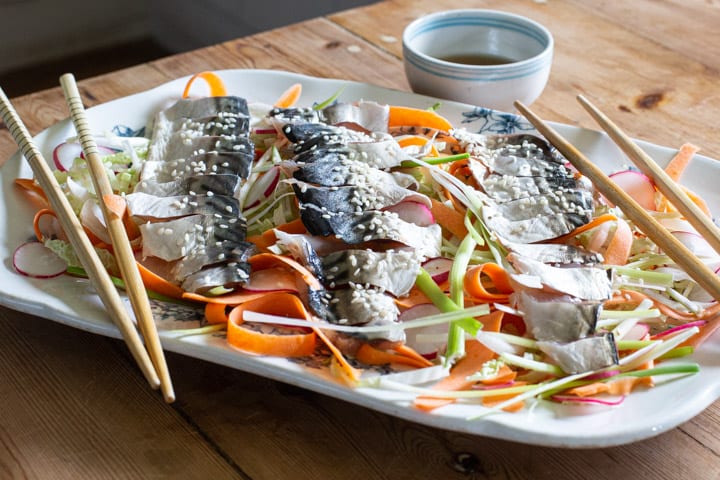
[577,94,720,255]
[514,100,720,303]
[0,86,161,391]
[59,73,175,403]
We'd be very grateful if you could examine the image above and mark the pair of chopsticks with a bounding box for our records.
[514,97,720,303]
[0,74,175,402]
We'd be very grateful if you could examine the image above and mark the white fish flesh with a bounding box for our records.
[125,192,240,220]
[514,290,600,342]
[320,249,422,296]
[508,253,612,301]
[537,333,619,374]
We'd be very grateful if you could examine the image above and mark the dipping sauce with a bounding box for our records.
[438,53,515,66]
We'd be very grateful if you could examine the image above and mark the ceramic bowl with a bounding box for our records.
[402,9,554,112]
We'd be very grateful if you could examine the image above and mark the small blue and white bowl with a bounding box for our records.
[402,9,554,112]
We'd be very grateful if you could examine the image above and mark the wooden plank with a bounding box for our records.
[331,0,720,159]
[0,307,240,479]
[570,0,720,68]
[164,351,720,480]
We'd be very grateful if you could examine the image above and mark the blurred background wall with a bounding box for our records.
[0,0,376,96]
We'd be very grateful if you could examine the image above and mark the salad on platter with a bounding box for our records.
[9,70,720,430]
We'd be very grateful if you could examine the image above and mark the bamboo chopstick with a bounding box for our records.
[0,86,161,390]
[59,73,175,403]
[513,100,720,303]
[577,94,720,256]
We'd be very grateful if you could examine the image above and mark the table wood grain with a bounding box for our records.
[1,1,719,478]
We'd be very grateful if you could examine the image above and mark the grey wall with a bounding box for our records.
[0,0,376,75]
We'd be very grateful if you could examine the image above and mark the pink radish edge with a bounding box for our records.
[13,241,67,278]
[607,170,657,210]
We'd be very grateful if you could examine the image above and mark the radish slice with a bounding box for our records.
[244,166,281,209]
[244,267,299,293]
[621,323,650,341]
[53,142,117,172]
[35,211,65,242]
[422,257,453,284]
[607,170,656,210]
[53,142,83,172]
[384,201,435,227]
[671,230,717,258]
[399,303,447,358]
[13,241,67,278]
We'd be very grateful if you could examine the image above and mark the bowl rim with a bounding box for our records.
[402,9,554,74]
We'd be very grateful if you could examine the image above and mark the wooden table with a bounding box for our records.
[1,1,719,478]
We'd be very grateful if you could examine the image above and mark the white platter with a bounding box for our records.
[1,69,719,448]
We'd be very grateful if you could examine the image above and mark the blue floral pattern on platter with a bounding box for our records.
[460,107,534,134]
[112,124,145,138]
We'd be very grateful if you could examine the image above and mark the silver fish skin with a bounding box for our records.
[139,214,246,261]
[320,100,390,133]
[134,173,243,198]
[125,192,240,220]
[537,333,619,374]
[469,158,584,203]
[292,156,417,189]
[170,242,256,282]
[159,96,249,122]
[149,132,253,164]
[500,239,603,266]
[508,253,612,301]
[152,115,250,148]
[180,262,251,294]
[482,204,590,244]
[484,190,594,222]
[299,207,441,258]
[324,287,404,342]
[290,179,430,215]
[320,249,422,297]
[140,152,253,184]
[514,290,600,342]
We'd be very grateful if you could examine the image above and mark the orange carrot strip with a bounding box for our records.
[394,344,434,367]
[394,286,432,310]
[227,292,317,357]
[136,262,186,300]
[249,253,323,290]
[182,71,228,98]
[204,302,230,325]
[15,178,49,208]
[464,263,513,302]
[550,213,618,243]
[274,83,302,108]
[607,289,720,322]
[247,219,308,252]
[103,194,141,241]
[566,376,653,397]
[33,208,56,242]
[355,343,432,369]
[414,339,496,411]
[183,290,268,305]
[429,198,467,238]
[665,143,700,182]
[480,380,528,412]
[388,106,453,132]
[682,313,720,348]
[478,310,504,333]
[602,218,633,265]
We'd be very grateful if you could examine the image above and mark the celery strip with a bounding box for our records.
[400,152,469,168]
[499,352,564,376]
